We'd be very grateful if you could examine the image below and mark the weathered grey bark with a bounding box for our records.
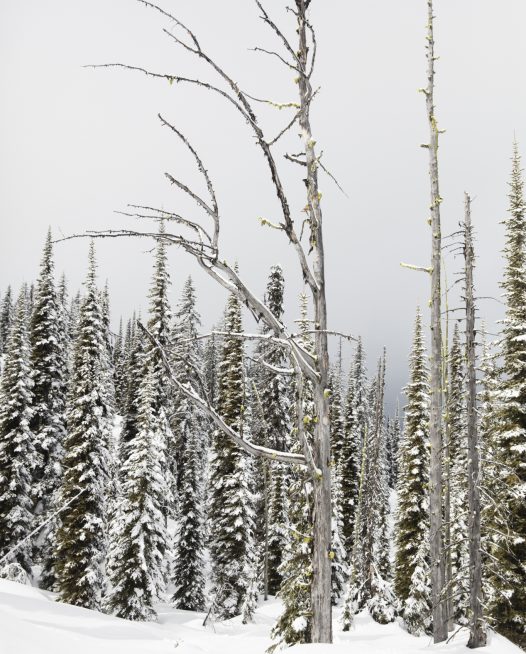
[463,193,487,649]
[423,0,447,642]
[295,1,332,641]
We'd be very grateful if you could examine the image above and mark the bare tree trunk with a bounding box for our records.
[263,458,269,602]
[424,0,447,642]
[295,1,332,640]
[463,193,486,649]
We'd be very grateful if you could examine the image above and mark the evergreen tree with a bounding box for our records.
[39,272,71,591]
[171,277,206,611]
[253,265,292,596]
[347,352,395,624]
[105,362,169,621]
[393,308,430,612]
[30,230,67,517]
[0,288,36,576]
[0,285,13,355]
[486,143,526,647]
[209,289,257,621]
[54,243,112,610]
[446,323,469,624]
[146,225,175,514]
[270,294,314,649]
[339,338,367,555]
[403,538,432,636]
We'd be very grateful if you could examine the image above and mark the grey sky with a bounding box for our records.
[1,0,524,410]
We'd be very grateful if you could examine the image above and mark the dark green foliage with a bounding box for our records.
[0,289,36,575]
[54,244,112,610]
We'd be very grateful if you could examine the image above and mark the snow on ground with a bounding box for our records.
[0,579,522,654]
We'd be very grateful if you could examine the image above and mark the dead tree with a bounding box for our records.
[80,0,334,642]
[463,193,486,648]
[423,0,447,642]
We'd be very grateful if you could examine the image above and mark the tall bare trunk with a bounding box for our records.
[295,1,332,642]
[424,0,447,642]
[463,194,486,649]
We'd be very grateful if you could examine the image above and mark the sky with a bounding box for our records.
[1,0,525,411]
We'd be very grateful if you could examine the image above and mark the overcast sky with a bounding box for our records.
[1,0,525,410]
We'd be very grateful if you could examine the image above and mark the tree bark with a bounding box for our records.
[294,1,332,642]
[463,193,486,649]
[424,0,447,642]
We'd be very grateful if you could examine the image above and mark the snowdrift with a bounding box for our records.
[0,579,522,654]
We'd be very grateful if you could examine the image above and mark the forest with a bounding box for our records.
[0,1,524,653]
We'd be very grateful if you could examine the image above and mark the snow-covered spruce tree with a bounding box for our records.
[171,277,206,611]
[446,323,469,624]
[107,232,175,612]
[270,294,314,649]
[479,327,502,613]
[403,537,432,636]
[118,318,145,468]
[386,404,401,489]
[209,289,257,621]
[113,318,127,414]
[393,308,430,612]
[0,285,13,355]
[29,229,67,520]
[252,265,292,597]
[39,271,72,591]
[351,352,395,624]
[105,362,169,621]
[54,243,112,610]
[339,338,367,556]
[0,288,36,577]
[485,143,526,648]
[146,224,176,511]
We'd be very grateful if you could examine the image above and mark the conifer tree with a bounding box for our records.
[270,294,314,649]
[252,265,292,596]
[39,272,71,591]
[403,538,432,636]
[347,352,395,624]
[486,143,526,647]
[30,230,67,516]
[105,362,169,621]
[394,308,430,614]
[0,288,36,576]
[209,289,257,620]
[339,339,367,555]
[54,243,112,610]
[0,286,13,355]
[146,226,175,511]
[446,323,469,624]
[171,277,206,611]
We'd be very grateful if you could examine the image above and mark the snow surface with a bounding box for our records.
[0,578,522,654]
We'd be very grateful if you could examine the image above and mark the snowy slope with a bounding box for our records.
[0,579,522,654]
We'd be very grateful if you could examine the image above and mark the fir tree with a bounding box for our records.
[0,288,36,576]
[30,230,67,517]
[171,277,206,611]
[146,226,175,513]
[54,243,112,610]
[0,285,13,355]
[446,323,469,624]
[403,538,432,636]
[253,265,292,596]
[339,338,367,555]
[393,308,430,611]
[209,289,257,621]
[39,272,71,591]
[486,143,526,647]
[270,294,314,649]
[105,362,169,621]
